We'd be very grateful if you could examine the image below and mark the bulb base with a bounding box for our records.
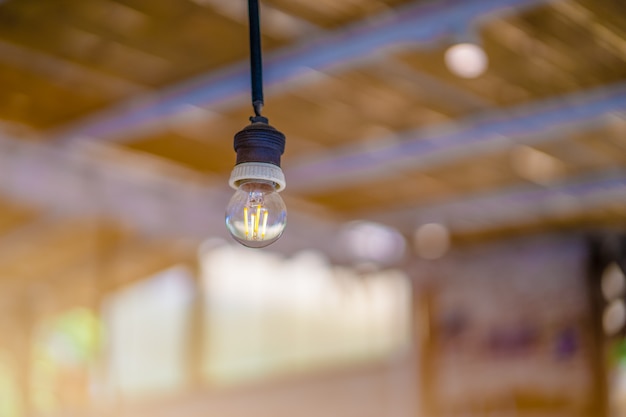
[234,121,286,167]
[229,162,286,191]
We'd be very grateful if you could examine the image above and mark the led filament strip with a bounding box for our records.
[244,205,269,240]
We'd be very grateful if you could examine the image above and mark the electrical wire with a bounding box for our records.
[248,0,264,118]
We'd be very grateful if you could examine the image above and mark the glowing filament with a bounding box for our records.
[262,210,268,238]
[255,205,261,238]
[243,205,270,241]
[244,207,249,237]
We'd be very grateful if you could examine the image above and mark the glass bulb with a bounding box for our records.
[225,180,287,248]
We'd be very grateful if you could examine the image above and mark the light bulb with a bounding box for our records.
[225,179,287,248]
[444,43,488,79]
[227,120,287,248]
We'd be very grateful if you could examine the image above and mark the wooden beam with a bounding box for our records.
[0,219,129,285]
[0,39,146,99]
[368,58,492,114]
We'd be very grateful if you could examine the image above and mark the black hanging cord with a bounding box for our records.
[248,0,264,118]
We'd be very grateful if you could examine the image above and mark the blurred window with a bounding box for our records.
[102,266,194,399]
[30,308,101,415]
[0,351,20,417]
[201,245,411,386]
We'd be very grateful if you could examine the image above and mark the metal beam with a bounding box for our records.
[285,82,626,193]
[370,170,626,234]
[0,131,623,261]
[0,133,341,258]
[49,0,547,143]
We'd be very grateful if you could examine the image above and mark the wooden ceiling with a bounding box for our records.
[0,4,622,413]
[0,0,623,261]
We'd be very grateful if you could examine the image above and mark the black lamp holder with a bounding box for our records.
[231,0,286,178]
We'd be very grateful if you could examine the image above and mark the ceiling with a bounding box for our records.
[0,0,624,262]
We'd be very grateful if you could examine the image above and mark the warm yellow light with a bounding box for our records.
[239,206,272,241]
[255,205,261,238]
[225,180,287,248]
[262,210,268,239]
[244,207,249,237]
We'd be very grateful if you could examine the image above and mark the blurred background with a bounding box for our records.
[0,0,624,416]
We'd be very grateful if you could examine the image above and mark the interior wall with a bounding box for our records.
[412,233,600,417]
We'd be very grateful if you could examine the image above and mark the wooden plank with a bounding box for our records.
[0,39,145,97]
[0,219,129,284]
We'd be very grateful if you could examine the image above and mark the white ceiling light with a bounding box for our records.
[444,43,488,79]
[414,223,450,260]
[603,299,626,336]
[602,262,626,301]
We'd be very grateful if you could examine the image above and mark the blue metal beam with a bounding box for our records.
[286,82,626,192]
[371,170,626,233]
[50,0,547,143]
